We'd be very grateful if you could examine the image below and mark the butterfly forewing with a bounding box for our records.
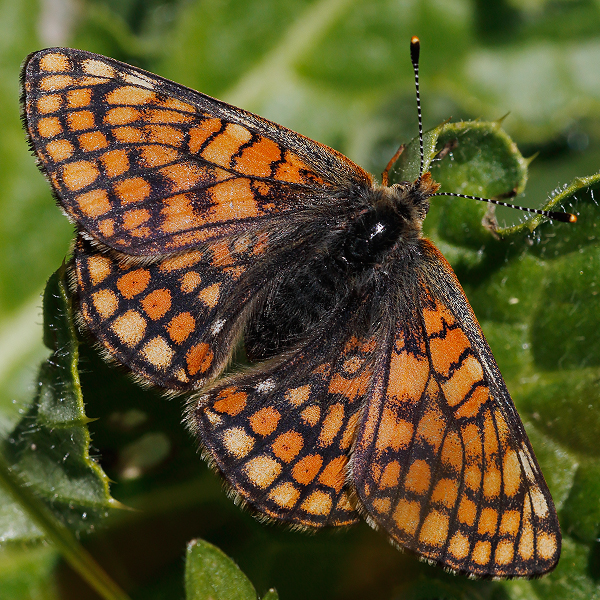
[22,48,372,255]
[351,241,560,577]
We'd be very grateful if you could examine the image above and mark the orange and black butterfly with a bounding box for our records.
[22,37,566,577]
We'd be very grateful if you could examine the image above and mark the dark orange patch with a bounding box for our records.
[186,343,213,375]
[249,407,281,436]
[419,510,449,547]
[454,385,489,419]
[167,312,195,343]
[387,349,429,403]
[202,123,252,166]
[46,139,74,161]
[122,208,150,230]
[213,387,247,416]
[40,74,73,91]
[404,459,431,495]
[318,456,346,491]
[66,88,92,108]
[147,109,192,123]
[188,118,222,153]
[77,189,111,218]
[271,431,303,462]
[141,288,172,319]
[160,162,203,192]
[234,136,281,176]
[106,86,155,105]
[208,178,258,221]
[67,110,94,131]
[429,327,470,378]
[101,149,129,178]
[379,460,401,489]
[114,177,151,203]
[140,145,179,167]
[198,283,221,308]
[117,269,151,299]
[318,403,344,447]
[431,478,459,508]
[292,454,323,485]
[113,126,145,143]
[146,124,184,146]
[105,106,140,125]
[160,193,196,233]
[79,131,109,151]
[62,160,99,191]
[458,497,476,526]
[38,116,62,138]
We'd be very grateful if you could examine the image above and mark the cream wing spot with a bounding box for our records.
[222,427,255,459]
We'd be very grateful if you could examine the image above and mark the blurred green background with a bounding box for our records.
[1,0,599,598]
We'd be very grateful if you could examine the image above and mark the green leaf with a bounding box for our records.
[185,539,261,600]
[0,267,117,543]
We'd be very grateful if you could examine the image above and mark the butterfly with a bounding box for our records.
[21,37,566,578]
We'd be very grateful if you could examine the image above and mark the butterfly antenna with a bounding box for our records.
[411,36,424,181]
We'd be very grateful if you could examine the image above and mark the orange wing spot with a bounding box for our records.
[454,385,489,419]
[85,254,112,285]
[159,250,203,272]
[213,387,247,416]
[67,110,94,131]
[76,189,111,218]
[160,162,203,192]
[91,289,118,319]
[105,106,140,125]
[101,149,130,178]
[393,499,421,536]
[292,454,323,485]
[160,193,197,234]
[208,178,258,221]
[387,350,429,404]
[316,403,344,447]
[419,510,449,548]
[275,150,321,184]
[477,507,498,536]
[106,86,155,105]
[113,126,145,143]
[495,539,515,566]
[186,343,213,376]
[472,541,491,566]
[318,456,346,491]
[300,405,320,426]
[181,271,202,293]
[141,288,172,319]
[243,456,281,489]
[339,412,359,450]
[202,122,252,166]
[114,177,151,203]
[140,145,179,167]
[146,124,184,146]
[537,532,558,560]
[46,139,74,161]
[167,312,195,343]
[79,131,109,151]
[111,310,147,347]
[518,515,535,561]
[464,464,482,491]
[404,459,431,495]
[448,532,470,560]
[499,510,521,536]
[188,118,222,153]
[40,52,70,72]
[458,497,476,526]
[233,136,282,176]
[62,160,99,191]
[80,76,110,86]
[249,407,281,436]
[37,94,62,114]
[422,302,455,336]
[462,423,482,462]
[98,219,114,237]
[375,410,413,452]
[116,269,151,299]
[147,109,193,124]
[38,116,62,138]
[40,75,73,91]
[431,478,459,508]
[429,327,471,378]
[82,58,115,78]
[268,482,300,509]
[141,336,174,369]
[222,427,255,459]
[123,208,150,230]
[328,370,370,401]
[440,430,463,472]
[272,431,304,462]
[66,88,92,108]
[301,490,332,516]
[160,97,196,113]
[416,406,445,449]
[379,460,401,489]
[483,409,499,456]
[198,283,221,308]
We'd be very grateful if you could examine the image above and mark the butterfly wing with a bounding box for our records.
[351,240,560,577]
[186,294,378,527]
[22,48,372,256]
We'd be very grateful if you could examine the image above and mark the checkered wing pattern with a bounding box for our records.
[351,241,560,577]
[188,297,376,527]
[22,48,372,256]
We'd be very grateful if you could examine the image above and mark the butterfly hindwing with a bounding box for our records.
[22,48,372,256]
[351,240,560,577]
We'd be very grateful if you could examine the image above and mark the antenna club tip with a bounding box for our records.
[568,213,578,223]
[410,36,420,63]
[548,211,577,223]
